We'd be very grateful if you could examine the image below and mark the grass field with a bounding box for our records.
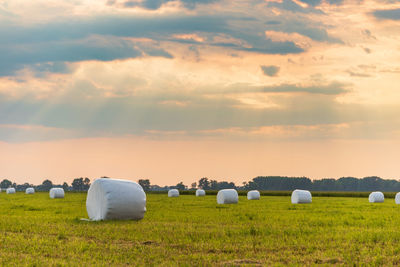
[1,193,400,265]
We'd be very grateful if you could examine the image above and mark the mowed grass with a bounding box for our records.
[1,193,400,265]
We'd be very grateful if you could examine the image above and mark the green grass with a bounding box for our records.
[1,193,400,265]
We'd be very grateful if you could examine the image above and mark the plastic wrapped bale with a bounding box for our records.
[396,192,400,204]
[168,189,179,197]
[25,187,35,194]
[247,190,260,200]
[369,191,384,203]
[86,178,146,221]
[196,189,206,197]
[291,189,312,204]
[217,189,238,204]
[49,188,65,199]
[6,188,15,194]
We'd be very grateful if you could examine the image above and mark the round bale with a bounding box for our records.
[291,189,312,204]
[25,187,35,194]
[396,192,400,204]
[217,189,238,204]
[196,189,206,197]
[86,178,146,221]
[168,189,179,197]
[247,190,260,200]
[6,188,16,194]
[49,188,65,199]
[369,191,384,203]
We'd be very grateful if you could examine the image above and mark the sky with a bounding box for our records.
[1,0,400,186]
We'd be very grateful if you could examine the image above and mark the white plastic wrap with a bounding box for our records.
[86,178,146,221]
[369,191,384,203]
[168,189,179,197]
[25,187,35,194]
[196,189,206,197]
[217,189,238,204]
[49,188,65,199]
[247,190,260,200]
[291,189,312,204]
[396,192,400,204]
[6,188,15,194]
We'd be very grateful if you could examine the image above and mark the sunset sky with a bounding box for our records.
[1,0,400,185]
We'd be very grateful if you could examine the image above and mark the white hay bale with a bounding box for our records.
[291,189,312,204]
[396,192,400,204]
[6,188,15,194]
[49,188,65,199]
[196,189,206,197]
[247,190,260,200]
[369,191,384,203]
[25,187,35,194]
[217,189,238,204]
[86,178,146,221]
[168,189,179,197]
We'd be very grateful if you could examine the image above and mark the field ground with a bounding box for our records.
[1,193,400,265]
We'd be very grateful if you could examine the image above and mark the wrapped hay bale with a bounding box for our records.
[369,191,384,203]
[6,188,16,194]
[247,190,260,200]
[196,189,206,197]
[291,189,312,204]
[396,192,400,204]
[168,189,179,197]
[86,178,146,221]
[25,187,35,194]
[217,189,238,204]
[49,188,65,199]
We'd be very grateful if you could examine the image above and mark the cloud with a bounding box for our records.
[362,29,377,40]
[363,47,372,54]
[123,0,218,10]
[347,70,372,77]
[265,19,343,44]
[0,13,309,76]
[261,65,280,77]
[261,83,348,95]
[0,78,355,142]
[267,0,324,14]
[222,82,349,95]
[373,8,400,20]
[0,0,352,78]
[0,35,145,76]
[296,0,344,7]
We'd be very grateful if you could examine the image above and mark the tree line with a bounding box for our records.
[0,177,91,192]
[2,176,400,192]
[139,176,400,192]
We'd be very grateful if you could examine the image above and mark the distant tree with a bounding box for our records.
[241,181,249,190]
[150,184,162,191]
[198,177,210,190]
[83,178,90,189]
[175,182,187,191]
[41,179,53,191]
[209,180,236,190]
[0,179,12,189]
[138,179,151,191]
[191,182,197,189]
[16,183,32,191]
[71,177,90,191]
[62,182,69,191]
[72,178,82,191]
